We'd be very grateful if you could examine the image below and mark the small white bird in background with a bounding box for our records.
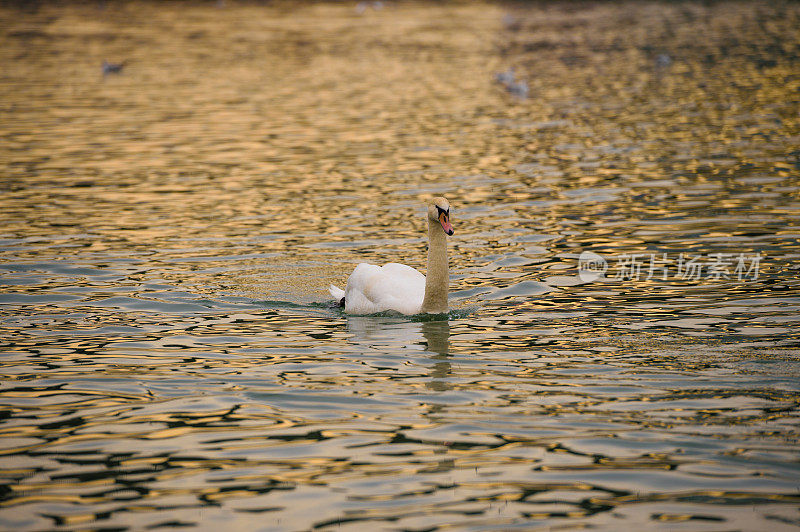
[507,80,529,98]
[494,67,515,86]
[101,60,126,76]
[495,67,528,99]
[656,53,672,68]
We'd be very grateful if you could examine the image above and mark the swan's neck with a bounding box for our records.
[421,219,449,314]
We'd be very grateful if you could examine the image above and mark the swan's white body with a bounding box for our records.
[329,197,454,316]
[329,263,425,315]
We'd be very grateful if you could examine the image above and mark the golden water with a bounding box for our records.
[1,1,799,530]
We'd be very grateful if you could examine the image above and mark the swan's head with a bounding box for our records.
[428,197,454,236]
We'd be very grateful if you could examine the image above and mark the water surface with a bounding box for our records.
[1,1,799,530]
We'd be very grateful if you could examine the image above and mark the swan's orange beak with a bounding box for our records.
[439,211,454,236]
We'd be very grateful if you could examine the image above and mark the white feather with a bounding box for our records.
[339,262,426,315]
[329,284,345,300]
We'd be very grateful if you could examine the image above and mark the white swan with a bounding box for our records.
[329,197,454,315]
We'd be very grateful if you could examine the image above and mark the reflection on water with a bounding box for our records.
[1,1,800,530]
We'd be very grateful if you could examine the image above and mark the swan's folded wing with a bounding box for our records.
[381,263,425,283]
[375,263,425,314]
[344,264,385,314]
[344,262,425,314]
